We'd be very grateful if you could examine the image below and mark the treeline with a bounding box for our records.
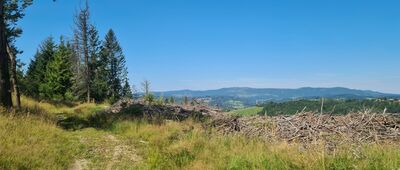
[17,4,132,103]
[0,1,133,108]
[259,99,400,116]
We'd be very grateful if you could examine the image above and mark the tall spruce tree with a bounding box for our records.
[40,38,73,100]
[25,37,56,99]
[101,29,127,103]
[88,24,107,102]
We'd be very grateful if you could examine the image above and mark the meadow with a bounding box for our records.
[229,106,263,116]
[0,97,399,169]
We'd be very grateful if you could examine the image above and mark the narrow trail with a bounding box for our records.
[70,134,141,170]
[71,159,89,170]
[105,134,141,169]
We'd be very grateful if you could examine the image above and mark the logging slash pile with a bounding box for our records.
[100,99,219,122]
[103,99,400,147]
[210,111,400,148]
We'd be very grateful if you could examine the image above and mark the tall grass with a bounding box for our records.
[18,96,108,118]
[0,97,109,169]
[111,120,400,170]
[0,115,83,169]
[1,98,399,169]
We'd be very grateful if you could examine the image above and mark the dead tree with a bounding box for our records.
[7,44,20,108]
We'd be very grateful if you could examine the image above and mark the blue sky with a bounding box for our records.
[15,0,400,93]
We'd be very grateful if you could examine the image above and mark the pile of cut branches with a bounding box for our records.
[99,99,218,123]
[210,111,400,147]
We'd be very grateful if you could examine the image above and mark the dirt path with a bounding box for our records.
[71,159,89,170]
[105,135,141,169]
[70,134,141,170]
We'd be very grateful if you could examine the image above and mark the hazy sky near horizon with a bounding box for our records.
[15,0,400,93]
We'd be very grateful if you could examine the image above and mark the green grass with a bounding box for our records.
[17,96,108,119]
[111,119,400,170]
[230,106,263,116]
[1,98,399,169]
[0,115,84,169]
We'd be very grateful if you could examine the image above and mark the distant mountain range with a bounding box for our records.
[154,87,400,109]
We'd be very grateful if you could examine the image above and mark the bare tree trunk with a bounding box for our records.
[0,1,13,108]
[7,44,20,108]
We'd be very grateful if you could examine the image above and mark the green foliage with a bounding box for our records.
[154,96,165,105]
[143,93,155,104]
[101,29,128,103]
[169,96,175,104]
[25,37,56,98]
[111,120,400,170]
[22,13,130,104]
[223,100,245,110]
[4,0,33,43]
[0,115,83,169]
[260,99,400,116]
[121,79,133,99]
[88,24,108,102]
[39,38,73,101]
[230,106,263,116]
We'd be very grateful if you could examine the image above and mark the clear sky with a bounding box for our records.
[15,0,400,93]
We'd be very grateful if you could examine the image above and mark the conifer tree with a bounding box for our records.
[25,37,56,99]
[122,79,133,99]
[40,38,73,100]
[101,29,127,103]
[88,24,107,102]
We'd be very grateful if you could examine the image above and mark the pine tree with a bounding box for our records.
[101,29,127,103]
[122,79,133,99]
[25,37,56,99]
[88,24,108,102]
[40,38,73,100]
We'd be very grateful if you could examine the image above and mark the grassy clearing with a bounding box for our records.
[0,97,111,169]
[230,106,263,116]
[1,98,399,169]
[18,96,108,118]
[0,115,83,169]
